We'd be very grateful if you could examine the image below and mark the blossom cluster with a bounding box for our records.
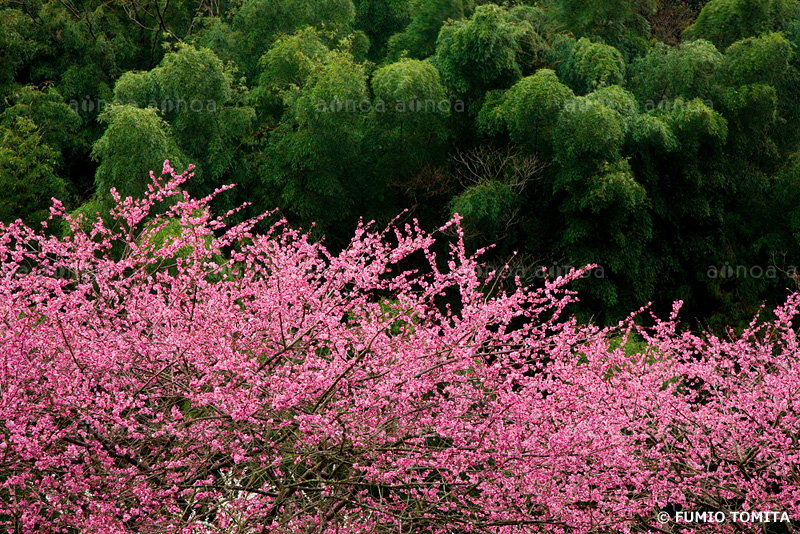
[0,163,798,533]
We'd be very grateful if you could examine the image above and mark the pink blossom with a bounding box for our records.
[0,164,798,533]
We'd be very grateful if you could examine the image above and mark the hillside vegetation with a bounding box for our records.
[3,0,800,326]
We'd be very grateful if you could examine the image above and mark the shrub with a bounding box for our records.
[1,162,799,533]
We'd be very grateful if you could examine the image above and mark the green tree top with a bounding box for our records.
[683,0,800,50]
[91,105,187,210]
[434,4,522,102]
[0,116,69,227]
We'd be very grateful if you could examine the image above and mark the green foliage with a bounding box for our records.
[156,44,233,112]
[0,116,68,227]
[368,58,450,208]
[624,96,733,319]
[659,97,727,150]
[434,4,522,100]
[718,84,779,159]
[152,44,253,188]
[259,50,378,240]
[293,52,369,124]
[504,5,555,75]
[449,179,517,240]
[189,17,240,67]
[385,0,464,60]
[683,0,800,50]
[551,92,658,311]
[477,69,574,154]
[585,85,639,118]
[91,105,187,210]
[252,28,332,125]
[230,0,356,76]
[548,0,656,57]
[626,113,679,153]
[720,32,795,87]
[354,0,411,60]
[0,85,84,167]
[371,57,449,136]
[3,0,800,328]
[0,8,39,92]
[68,197,102,233]
[558,37,626,95]
[505,4,552,34]
[628,40,723,102]
[583,161,649,214]
[373,58,444,100]
[110,44,255,206]
[113,71,160,109]
[555,97,625,161]
[258,29,331,92]
[775,154,800,249]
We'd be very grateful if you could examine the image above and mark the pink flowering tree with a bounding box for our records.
[1,162,799,533]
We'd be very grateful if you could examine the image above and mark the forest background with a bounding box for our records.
[3,0,800,329]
